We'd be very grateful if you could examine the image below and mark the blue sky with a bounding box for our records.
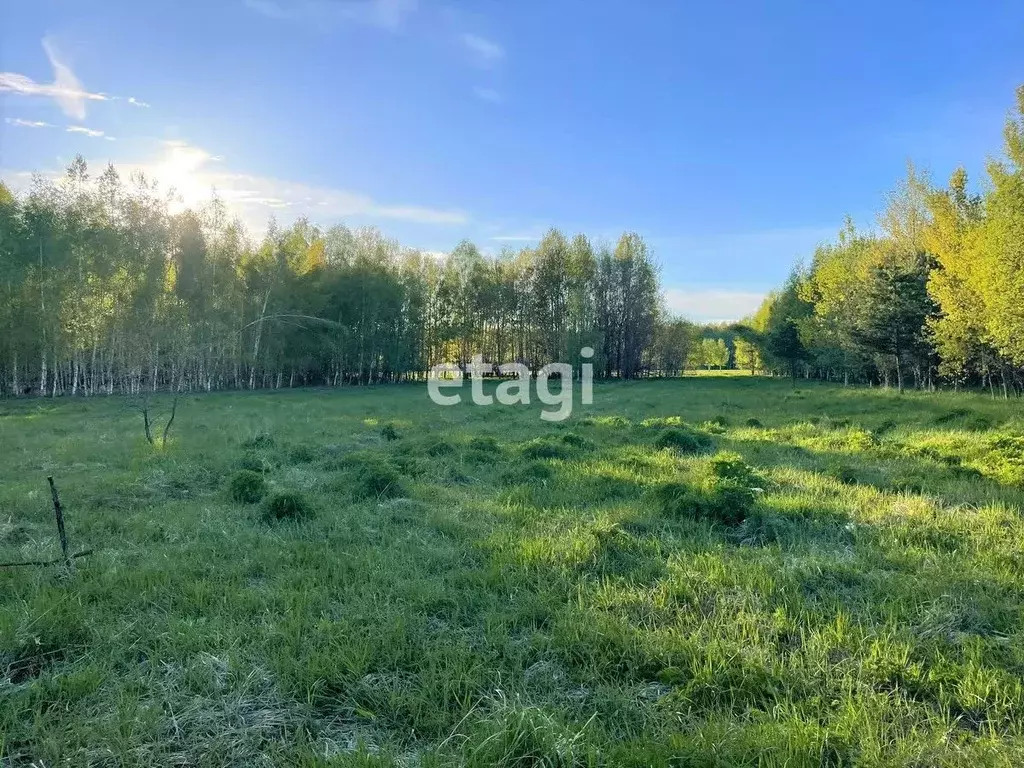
[1,0,1022,321]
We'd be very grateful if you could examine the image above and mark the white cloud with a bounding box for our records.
[245,0,418,30]
[4,118,53,128]
[67,125,108,138]
[462,33,504,64]
[473,87,502,104]
[662,288,766,323]
[112,140,468,231]
[0,38,150,119]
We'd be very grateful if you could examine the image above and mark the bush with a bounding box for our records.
[261,490,314,522]
[653,427,712,455]
[229,469,268,504]
[744,418,764,429]
[381,423,400,442]
[710,414,730,427]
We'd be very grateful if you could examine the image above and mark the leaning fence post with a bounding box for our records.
[46,476,73,571]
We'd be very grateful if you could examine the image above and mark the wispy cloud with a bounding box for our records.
[461,33,504,65]
[0,38,150,119]
[245,0,418,31]
[4,118,54,128]
[473,87,502,104]
[662,288,766,323]
[114,140,468,231]
[67,125,113,140]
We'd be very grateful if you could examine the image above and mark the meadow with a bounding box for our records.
[2,376,1024,766]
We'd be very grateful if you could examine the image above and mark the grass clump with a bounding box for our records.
[342,453,406,500]
[653,426,712,455]
[744,417,764,428]
[824,461,859,485]
[237,450,275,474]
[980,432,1024,485]
[260,490,314,522]
[381,423,400,441]
[520,437,572,460]
[228,469,268,504]
[287,443,317,464]
[649,477,754,526]
[709,451,763,487]
[502,460,554,485]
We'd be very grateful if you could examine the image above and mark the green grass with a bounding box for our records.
[2,376,1024,765]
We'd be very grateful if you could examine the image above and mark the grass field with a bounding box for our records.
[3,377,1024,766]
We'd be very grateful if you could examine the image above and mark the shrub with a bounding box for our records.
[381,423,400,442]
[229,469,268,504]
[710,414,730,427]
[744,418,764,428]
[653,427,712,455]
[261,490,314,522]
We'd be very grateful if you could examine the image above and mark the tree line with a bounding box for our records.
[741,85,1024,395]
[0,159,713,396]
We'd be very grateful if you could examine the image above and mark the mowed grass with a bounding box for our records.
[2,377,1024,766]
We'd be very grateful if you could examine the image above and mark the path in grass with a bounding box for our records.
[2,377,1024,766]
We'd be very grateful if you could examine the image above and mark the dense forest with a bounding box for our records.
[3,84,1024,397]
[0,158,703,395]
[747,86,1024,395]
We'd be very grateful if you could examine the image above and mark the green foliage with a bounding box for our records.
[260,490,314,522]
[381,423,400,442]
[228,469,268,504]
